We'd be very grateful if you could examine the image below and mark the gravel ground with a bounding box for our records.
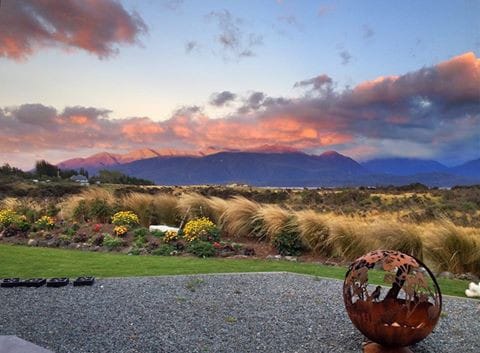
[0,272,478,353]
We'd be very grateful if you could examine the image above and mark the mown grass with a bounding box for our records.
[0,244,470,298]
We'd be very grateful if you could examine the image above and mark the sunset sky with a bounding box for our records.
[0,0,479,169]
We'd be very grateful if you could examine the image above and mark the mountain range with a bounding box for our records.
[57,148,480,187]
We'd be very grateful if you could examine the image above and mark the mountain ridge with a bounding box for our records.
[56,149,480,187]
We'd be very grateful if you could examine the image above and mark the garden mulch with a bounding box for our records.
[0,273,478,353]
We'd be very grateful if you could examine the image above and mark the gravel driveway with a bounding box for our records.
[0,273,478,353]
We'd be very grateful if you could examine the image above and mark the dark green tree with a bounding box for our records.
[35,160,59,177]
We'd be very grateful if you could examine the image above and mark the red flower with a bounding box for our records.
[213,242,222,249]
[92,224,102,232]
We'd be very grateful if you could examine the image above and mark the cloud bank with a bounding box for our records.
[0,0,147,60]
[1,52,479,167]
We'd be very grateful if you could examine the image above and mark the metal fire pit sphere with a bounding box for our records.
[343,250,442,353]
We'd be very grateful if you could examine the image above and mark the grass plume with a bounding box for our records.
[295,210,332,256]
[220,196,261,238]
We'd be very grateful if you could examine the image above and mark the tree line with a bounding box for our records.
[0,160,154,186]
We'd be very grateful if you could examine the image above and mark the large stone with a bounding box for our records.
[0,336,53,353]
[149,225,179,233]
[456,272,479,282]
[438,271,454,279]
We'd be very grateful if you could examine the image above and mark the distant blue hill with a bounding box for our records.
[109,151,370,187]
[450,158,480,179]
[361,158,448,176]
[58,151,480,187]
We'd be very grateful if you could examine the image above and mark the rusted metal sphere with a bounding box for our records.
[343,250,442,349]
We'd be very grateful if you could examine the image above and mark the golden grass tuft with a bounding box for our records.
[121,193,179,227]
[58,195,85,220]
[327,218,373,261]
[59,187,116,221]
[424,220,480,275]
[78,187,116,205]
[219,196,261,238]
[0,197,43,213]
[370,220,424,260]
[253,204,292,241]
[177,193,222,223]
[205,196,230,223]
[295,210,332,256]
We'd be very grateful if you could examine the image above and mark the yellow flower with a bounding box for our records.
[164,230,178,243]
[183,217,217,242]
[111,211,139,227]
[114,225,128,236]
[35,215,55,229]
[0,209,20,227]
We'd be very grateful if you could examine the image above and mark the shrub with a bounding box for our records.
[0,209,20,228]
[15,219,31,232]
[64,227,76,237]
[34,215,55,230]
[103,233,122,249]
[58,234,72,243]
[72,232,88,243]
[187,241,216,257]
[272,228,304,256]
[111,211,139,227]
[183,217,219,242]
[89,198,113,223]
[152,244,176,256]
[72,199,90,222]
[89,233,104,246]
[134,235,146,248]
[151,230,165,238]
[133,227,149,238]
[65,188,115,222]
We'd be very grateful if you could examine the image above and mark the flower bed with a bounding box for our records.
[0,211,258,259]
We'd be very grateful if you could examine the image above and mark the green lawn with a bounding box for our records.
[0,244,471,298]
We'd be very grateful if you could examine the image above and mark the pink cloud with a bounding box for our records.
[0,52,479,167]
[0,0,147,61]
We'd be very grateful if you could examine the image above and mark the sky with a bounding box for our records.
[0,0,479,170]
